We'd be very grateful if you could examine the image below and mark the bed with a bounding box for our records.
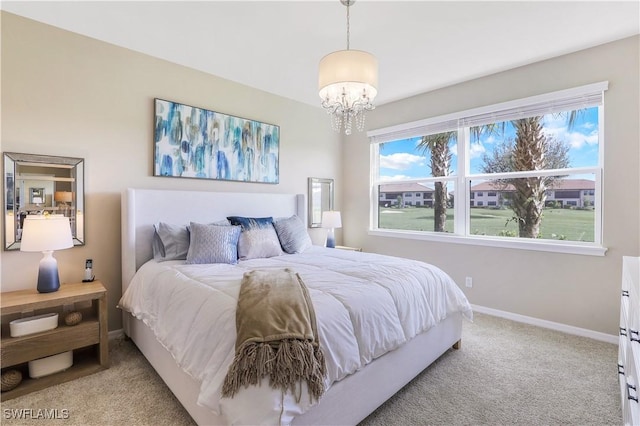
[120,188,472,425]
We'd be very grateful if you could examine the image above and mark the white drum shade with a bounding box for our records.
[318,49,378,102]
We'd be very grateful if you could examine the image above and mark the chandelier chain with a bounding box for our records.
[346,2,350,50]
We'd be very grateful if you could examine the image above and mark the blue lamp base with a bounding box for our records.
[325,228,336,248]
[37,251,61,293]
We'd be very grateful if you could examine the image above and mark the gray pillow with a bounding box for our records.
[152,220,230,262]
[185,222,241,264]
[152,222,190,261]
[274,215,312,254]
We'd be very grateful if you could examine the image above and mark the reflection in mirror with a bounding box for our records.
[308,177,334,228]
[4,152,85,250]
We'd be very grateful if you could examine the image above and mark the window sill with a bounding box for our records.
[368,229,608,256]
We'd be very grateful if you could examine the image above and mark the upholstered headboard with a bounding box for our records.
[121,188,305,293]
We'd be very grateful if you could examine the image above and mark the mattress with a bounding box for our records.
[118,245,472,424]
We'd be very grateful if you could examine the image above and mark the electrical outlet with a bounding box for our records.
[465,277,473,288]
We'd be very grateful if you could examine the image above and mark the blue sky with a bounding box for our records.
[379,107,599,181]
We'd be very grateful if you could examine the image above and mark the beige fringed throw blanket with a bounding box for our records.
[222,268,326,402]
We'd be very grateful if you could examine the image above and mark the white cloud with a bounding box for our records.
[568,129,598,149]
[379,152,425,170]
[543,115,599,150]
[483,135,497,144]
[544,125,598,149]
[469,142,486,159]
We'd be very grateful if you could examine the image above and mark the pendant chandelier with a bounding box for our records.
[318,0,378,135]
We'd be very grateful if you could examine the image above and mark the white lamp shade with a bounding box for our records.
[318,49,378,102]
[322,211,342,229]
[20,216,74,252]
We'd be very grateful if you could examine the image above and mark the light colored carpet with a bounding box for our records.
[360,313,620,426]
[1,313,621,425]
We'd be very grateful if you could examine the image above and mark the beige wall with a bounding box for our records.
[0,13,341,331]
[342,35,640,336]
[2,12,638,337]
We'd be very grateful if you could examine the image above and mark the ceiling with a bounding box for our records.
[2,1,639,108]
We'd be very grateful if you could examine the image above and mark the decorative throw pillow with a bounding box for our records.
[227,216,284,260]
[273,215,312,254]
[152,219,230,262]
[152,222,190,262]
[185,222,241,264]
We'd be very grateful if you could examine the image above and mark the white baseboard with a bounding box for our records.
[108,329,124,340]
[471,304,618,345]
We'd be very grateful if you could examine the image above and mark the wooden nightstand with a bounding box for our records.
[335,245,362,252]
[0,281,109,400]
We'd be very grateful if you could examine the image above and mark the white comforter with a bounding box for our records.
[118,246,472,424]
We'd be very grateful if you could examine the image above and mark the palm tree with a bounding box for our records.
[417,132,455,232]
[479,116,570,238]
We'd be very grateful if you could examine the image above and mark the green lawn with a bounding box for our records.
[378,207,594,242]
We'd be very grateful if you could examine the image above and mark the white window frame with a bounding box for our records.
[368,82,608,256]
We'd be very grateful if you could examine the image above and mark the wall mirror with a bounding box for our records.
[308,177,334,228]
[4,152,85,250]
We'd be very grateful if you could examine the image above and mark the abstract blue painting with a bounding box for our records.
[153,99,279,183]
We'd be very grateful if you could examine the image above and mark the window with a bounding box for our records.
[555,190,581,199]
[368,82,607,255]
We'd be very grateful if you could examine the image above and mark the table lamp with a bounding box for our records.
[322,210,342,248]
[55,191,73,216]
[54,191,72,205]
[20,215,74,293]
